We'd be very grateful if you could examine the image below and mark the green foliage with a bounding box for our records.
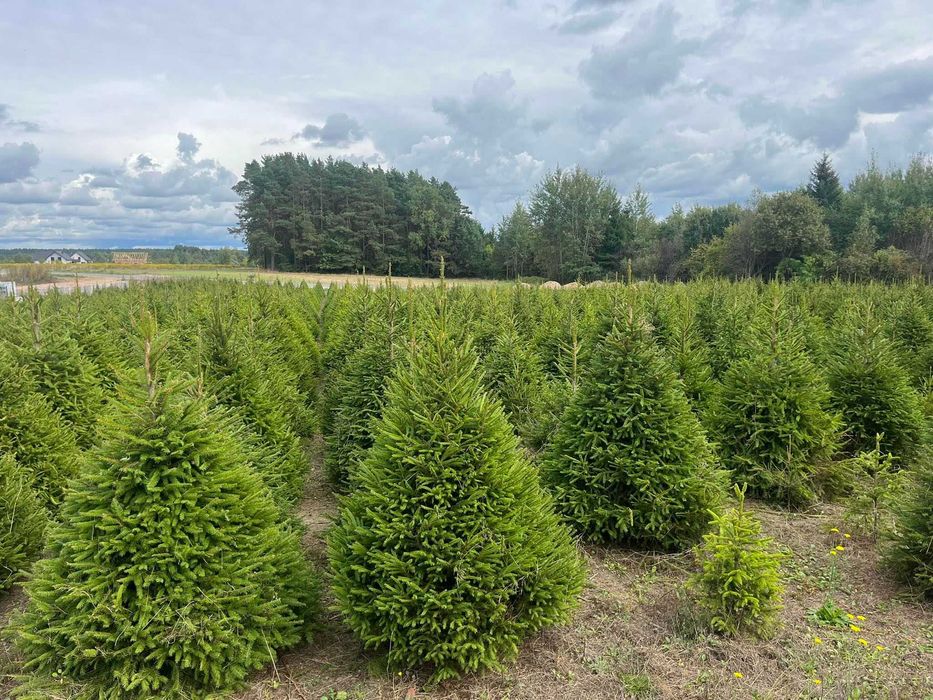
[807,152,844,210]
[712,290,840,505]
[481,325,562,449]
[0,343,80,506]
[234,155,488,276]
[843,440,908,539]
[884,451,933,597]
[328,318,584,682]
[199,306,308,504]
[543,312,726,549]
[16,295,105,445]
[325,315,399,486]
[690,486,784,637]
[11,320,318,699]
[807,598,851,628]
[826,304,925,459]
[0,454,47,590]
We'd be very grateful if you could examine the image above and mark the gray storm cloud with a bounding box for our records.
[0,0,931,247]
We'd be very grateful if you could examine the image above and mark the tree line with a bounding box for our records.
[232,152,933,282]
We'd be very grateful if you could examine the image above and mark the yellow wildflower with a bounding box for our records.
[830,527,840,533]
[813,636,823,645]
[733,672,743,679]
[844,533,851,539]
[813,679,822,685]
[829,550,838,556]
[835,545,845,551]
[858,638,869,646]
[856,615,865,621]
[846,613,855,620]
[876,645,885,651]
[850,624,861,632]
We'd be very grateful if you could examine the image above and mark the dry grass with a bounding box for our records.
[28,266,501,295]
[2,444,930,700]
[231,451,932,700]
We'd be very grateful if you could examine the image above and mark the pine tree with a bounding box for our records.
[690,486,784,637]
[883,452,933,597]
[543,311,726,550]
[807,152,843,209]
[328,314,584,682]
[827,303,925,460]
[0,343,80,506]
[0,454,47,590]
[12,317,318,699]
[712,290,840,506]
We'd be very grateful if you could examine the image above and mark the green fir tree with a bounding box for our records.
[328,314,584,682]
[543,311,726,550]
[827,303,925,460]
[884,452,933,597]
[690,486,784,637]
[0,454,47,590]
[712,290,840,505]
[11,317,318,699]
[0,343,80,506]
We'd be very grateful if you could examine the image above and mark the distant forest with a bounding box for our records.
[0,246,247,266]
[234,152,933,282]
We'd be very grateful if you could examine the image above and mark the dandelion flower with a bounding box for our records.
[733,672,743,679]
[829,550,838,556]
[846,613,855,620]
[835,545,845,551]
[858,638,869,646]
[850,624,861,632]
[830,527,840,533]
[813,679,822,685]
[844,533,851,539]
[813,637,823,645]
[856,615,865,621]
[875,645,885,651]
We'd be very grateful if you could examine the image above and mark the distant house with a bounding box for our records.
[70,251,92,263]
[34,250,68,264]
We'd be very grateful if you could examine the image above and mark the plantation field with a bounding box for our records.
[1,278,932,699]
[26,263,501,294]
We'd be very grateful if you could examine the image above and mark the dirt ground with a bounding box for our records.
[2,441,931,700]
[228,445,932,700]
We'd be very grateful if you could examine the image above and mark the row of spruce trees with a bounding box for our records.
[1,277,932,697]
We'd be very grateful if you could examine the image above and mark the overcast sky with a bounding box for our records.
[1,0,931,249]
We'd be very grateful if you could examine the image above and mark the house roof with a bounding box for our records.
[34,250,66,260]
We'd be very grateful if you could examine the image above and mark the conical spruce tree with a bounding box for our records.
[325,316,399,486]
[883,453,933,597]
[690,486,784,637]
[712,291,840,506]
[15,293,105,446]
[827,303,925,460]
[0,343,80,506]
[199,307,308,504]
[886,289,933,386]
[328,315,585,682]
[0,454,47,590]
[542,311,726,549]
[11,318,318,700]
[482,325,562,449]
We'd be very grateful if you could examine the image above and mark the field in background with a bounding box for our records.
[14,264,502,294]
